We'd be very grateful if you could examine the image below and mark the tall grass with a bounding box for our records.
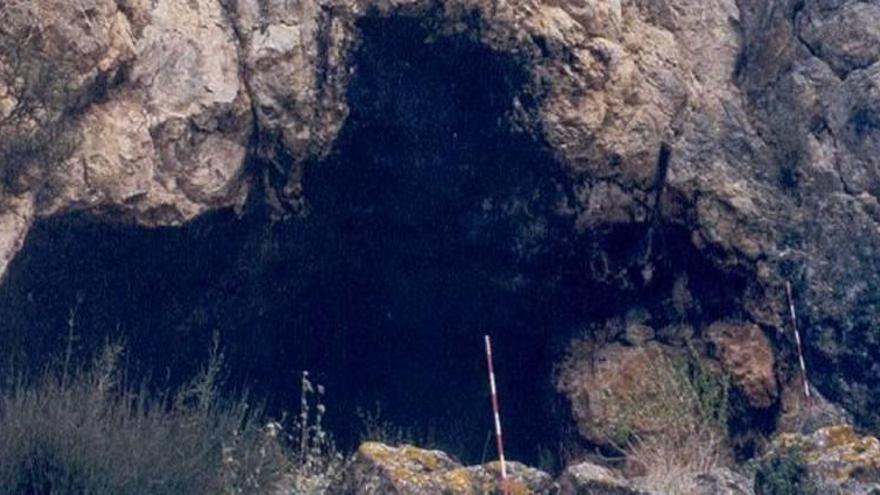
[0,342,342,495]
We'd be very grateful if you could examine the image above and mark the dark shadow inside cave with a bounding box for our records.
[0,14,752,467]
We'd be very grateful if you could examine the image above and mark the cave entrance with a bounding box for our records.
[0,12,758,467]
[0,14,588,466]
[262,14,583,464]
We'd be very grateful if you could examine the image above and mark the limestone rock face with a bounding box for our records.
[224,0,352,163]
[0,0,252,229]
[0,194,33,279]
[1,0,880,433]
[736,0,880,430]
[331,442,555,495]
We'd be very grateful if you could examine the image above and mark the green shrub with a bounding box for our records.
[0,343,342,495]
[685,343,731,433]
[754,449,818,495]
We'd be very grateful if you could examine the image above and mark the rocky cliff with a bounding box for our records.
[2,0,880,452]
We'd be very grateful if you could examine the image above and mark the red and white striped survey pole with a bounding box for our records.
[484,335,509,494]
[785,281,812,401]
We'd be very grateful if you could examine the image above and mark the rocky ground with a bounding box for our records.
[324,429,880,494]
[2,0,880,493]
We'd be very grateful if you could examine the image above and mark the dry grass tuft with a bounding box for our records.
[626,425,727,494]
[0,341,342,495]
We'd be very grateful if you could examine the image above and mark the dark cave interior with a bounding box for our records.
[0,15,751,466]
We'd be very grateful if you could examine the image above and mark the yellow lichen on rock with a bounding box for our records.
[437,468,477,493]
[357,442,458,489]
[339,442,555,494]
[768,425,880,489]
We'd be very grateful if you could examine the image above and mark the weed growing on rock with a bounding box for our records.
[281,371,344,494]
[219,370,343,495]
[685,342,731,433]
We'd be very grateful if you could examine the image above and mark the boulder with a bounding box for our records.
[693,467,754,495]
[557,461,651,495]
[706,321,778,409]
[463,463,557,495]
[558,461,753,495]
[556,341,702,447]
[331,442,555,495]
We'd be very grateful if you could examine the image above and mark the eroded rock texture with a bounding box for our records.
[765,425,880,494]
[331,442,555,494]
[1,0,880,439]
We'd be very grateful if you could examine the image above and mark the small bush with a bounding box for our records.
[685,343,731,433]
[0,343,342,495]
[754,449,818,495]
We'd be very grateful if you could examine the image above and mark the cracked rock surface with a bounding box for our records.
[1,0,880,434]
